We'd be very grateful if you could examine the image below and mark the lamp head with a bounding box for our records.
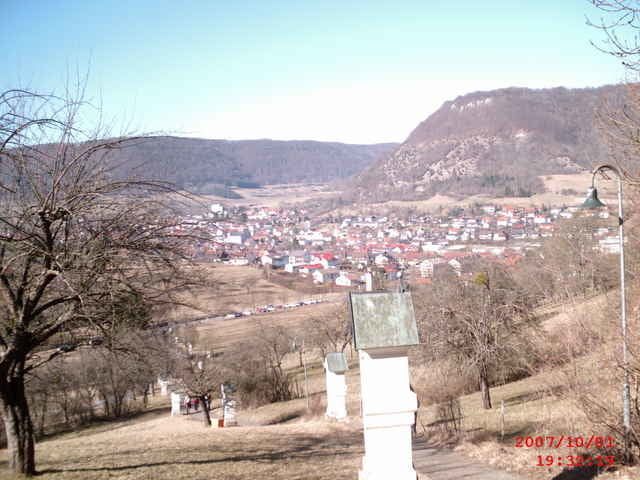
[580,186,607,209]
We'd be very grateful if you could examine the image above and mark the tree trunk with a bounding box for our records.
[0,373,36,475]
[479,365,492,410]
[36,392,48,438]
[200,395,212,427]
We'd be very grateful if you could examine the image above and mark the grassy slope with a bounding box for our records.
[1,406,363,480]
[4,262,638,479]
[419,293,640,479]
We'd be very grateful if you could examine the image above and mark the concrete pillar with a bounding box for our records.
[170,392,182,416]
[324,353,348,420]
[364,272,373,292]
[348,291,420,480]
[358,347,417,480]
[159,378,169,396]
[221,383,238,426]
[223,399,237,426]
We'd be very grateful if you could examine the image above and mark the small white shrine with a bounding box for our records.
[158,377,170,396]
[349,291,420,480]
[324,352,348,420]
[170,392,184,416]
[221,383,237,427]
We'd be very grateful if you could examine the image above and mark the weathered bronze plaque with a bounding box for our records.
[349,292,419,350]
[326,352,348,373]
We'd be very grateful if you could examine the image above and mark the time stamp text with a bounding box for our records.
[514,436,616,467]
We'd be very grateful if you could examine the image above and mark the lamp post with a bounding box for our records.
[580,164,630,460]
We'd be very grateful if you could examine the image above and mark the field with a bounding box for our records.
[167,264,339,319]
[1,406,363,480]
[166,263,346,351]
[181,173,621,217]
[202,183,340,207]
[318,173,620,216]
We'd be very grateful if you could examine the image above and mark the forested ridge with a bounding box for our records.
[105,137,397,194]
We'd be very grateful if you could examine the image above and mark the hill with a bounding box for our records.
[109,137,397,195]
[348,84,626,202]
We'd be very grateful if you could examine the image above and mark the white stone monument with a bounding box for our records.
[364,271,373,292]
[170,392,183,416]
[349,292,420,480]
[158,377,170,396]
[221,383,237,426]
[324,352,348,420]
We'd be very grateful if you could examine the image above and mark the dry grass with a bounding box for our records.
[8,262,635,479]
[193,299,345,351]
[168,264,303,320]
[0,405,363,480]
[541,173,617,198]
[423,294,639,480]
[332,173,621,215]
[180,173,621,216]
[201,183,339,207]
[165,263,349,350]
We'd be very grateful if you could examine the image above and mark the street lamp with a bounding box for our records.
[579,164,630,460]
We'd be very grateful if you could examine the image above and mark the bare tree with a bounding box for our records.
[415,262,535,410]
[174,350,223,427]
[587,1,640,73]
[304,300,352,360]
[534,216,617,300]
[0,86,195,474]
[226,322,300,407]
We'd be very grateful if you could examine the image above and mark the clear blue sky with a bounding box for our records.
[1,0,629,144]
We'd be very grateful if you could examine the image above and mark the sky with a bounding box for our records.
[1,0,631,144]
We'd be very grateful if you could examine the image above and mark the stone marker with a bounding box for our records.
[170,392,182,416]
[158,377,169,396]
[324,352,348,420]
[349,291,420,480]
[221,383,237,426]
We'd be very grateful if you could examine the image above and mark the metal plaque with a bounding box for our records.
[349,292,419,350]
[326,352,348,373]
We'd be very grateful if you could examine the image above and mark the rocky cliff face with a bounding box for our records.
[350,85,623,201]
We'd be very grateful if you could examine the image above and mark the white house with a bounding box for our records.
[493,232,507,241]
[225,230,250,245]
[335,272,363,287]
[481,205,496,214]
[210,203,224,214]
[288,249,311,265]
[313,268,340,284]
[261,254,288,268]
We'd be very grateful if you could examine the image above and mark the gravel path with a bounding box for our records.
[413,439,522,480]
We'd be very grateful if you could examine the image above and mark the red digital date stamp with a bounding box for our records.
[515,435,616,449]
[535,455,615,467]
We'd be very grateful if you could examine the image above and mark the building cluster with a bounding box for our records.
[175,202,617,288]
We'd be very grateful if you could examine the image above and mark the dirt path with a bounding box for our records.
[413,439,521,480]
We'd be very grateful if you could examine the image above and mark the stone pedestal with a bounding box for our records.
[358,347,417,480]
[324,352,348,420]
[348,291,420,480]
[221,383,237,426]
[223,399,237,426]
[159,378,169,396]
[170,392,182,416]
